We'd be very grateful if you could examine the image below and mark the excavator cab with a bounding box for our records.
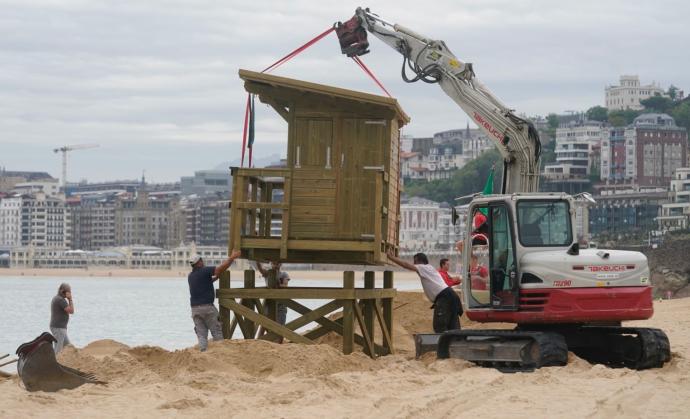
[464,200,521,311]
[463,194,574,312]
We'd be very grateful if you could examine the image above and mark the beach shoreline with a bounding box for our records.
[1,291,688,418]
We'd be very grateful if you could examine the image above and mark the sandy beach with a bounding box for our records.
[1,291,688,418]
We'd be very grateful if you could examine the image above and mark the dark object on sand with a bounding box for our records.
[16,332,105,392]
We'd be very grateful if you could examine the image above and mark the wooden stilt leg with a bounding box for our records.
[363,271,375,356]
[383,270,394,354]
[342,271,355,355]
[219,271,231,339]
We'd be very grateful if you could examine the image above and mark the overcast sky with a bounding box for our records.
[1,0,688,183]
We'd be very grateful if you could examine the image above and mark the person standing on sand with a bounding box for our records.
[188,250,241,352]
[254,261,291,343]
[387,252,462,333]
[50,283,74,354]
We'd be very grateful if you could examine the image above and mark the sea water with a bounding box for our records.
[1,273,422,371]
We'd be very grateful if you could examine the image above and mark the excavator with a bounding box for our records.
[336,8,671,371]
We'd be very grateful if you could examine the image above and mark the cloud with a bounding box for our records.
[0,0,688,181]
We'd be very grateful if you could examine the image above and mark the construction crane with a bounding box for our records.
[337,7,671,371]
[53,144,99,190]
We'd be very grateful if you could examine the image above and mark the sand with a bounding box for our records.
[1,292,689,418]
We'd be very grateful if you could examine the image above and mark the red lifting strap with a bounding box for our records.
[240,26,393,167]
[351,55,392,98]
[242,27,336,167]
[262,27,336,74]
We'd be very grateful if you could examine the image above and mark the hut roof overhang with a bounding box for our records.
[239,69,410,126]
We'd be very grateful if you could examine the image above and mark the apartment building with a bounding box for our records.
[658,167,690,231]
[600,113,687,187]
[114,191,183,248]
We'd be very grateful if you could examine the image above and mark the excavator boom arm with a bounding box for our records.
[337,7,541,193]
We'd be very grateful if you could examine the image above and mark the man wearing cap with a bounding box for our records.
[188,249,241,351]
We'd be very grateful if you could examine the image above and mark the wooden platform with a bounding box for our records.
[217,270,396,357]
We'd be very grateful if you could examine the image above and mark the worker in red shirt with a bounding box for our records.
[469,253,489,290]
[438,258,461,287]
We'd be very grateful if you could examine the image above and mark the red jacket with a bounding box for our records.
[438,270,461,286]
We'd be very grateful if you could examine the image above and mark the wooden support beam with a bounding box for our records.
[262,268,279,342]
[374,300,394,355]
[299,312,386,354]
[232,167,291,178]
[241,270,256,338]
[285,300,343,338]
[240,238,374,252]
[222,299,313,345]
[263,183,274,237]
[280,174,292,259]
[228,315,238,338]
[284,300,343,331]
[234,202,288,210]
[353,301,375,358]
[383,270,394,352]
[249,178,258,235]
[217,287,396,300]
[229,172,242,251]
[374,172,383,262]
[218,271,231,339]
[259,96,290,122]
[342,271,355,355]
[363,271,375,357]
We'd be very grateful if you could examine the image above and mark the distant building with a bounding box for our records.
[65,179,179,197]
[600,113,687,188]
[401,126,493,182]
[7,244,242,270]
[588,191,667,239]
[180,170,231,197]
[0,197,22,247]
[182,197,230,246]
[65,180,138,196]
[544,120,607,181]
[0,193,71,248]
[399,196,456,251]
[605,75,667,111]
[68,193,118,250]
[658,167,690,231]
[114,190,183,248]
[12,179,61,197]
[0,169,54,194]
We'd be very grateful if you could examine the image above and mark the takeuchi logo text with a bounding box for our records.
[588,265,627,272]
[473,111,504,143]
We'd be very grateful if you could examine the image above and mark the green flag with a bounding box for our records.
[479,167,494,216]
[482,168,494,196]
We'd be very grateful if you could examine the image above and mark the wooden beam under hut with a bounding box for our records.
[216,270,396,358]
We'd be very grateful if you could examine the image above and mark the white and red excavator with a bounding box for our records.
[336,7,671,371]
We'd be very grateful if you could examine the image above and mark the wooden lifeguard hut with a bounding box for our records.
[218,70,410,357]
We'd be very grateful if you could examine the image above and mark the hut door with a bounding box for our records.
[337,118,386,239]
[292,118,333,169]
[289,118,337,239]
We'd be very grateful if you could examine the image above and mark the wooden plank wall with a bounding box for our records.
[386,119,401,249]
[290,117,337,239]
